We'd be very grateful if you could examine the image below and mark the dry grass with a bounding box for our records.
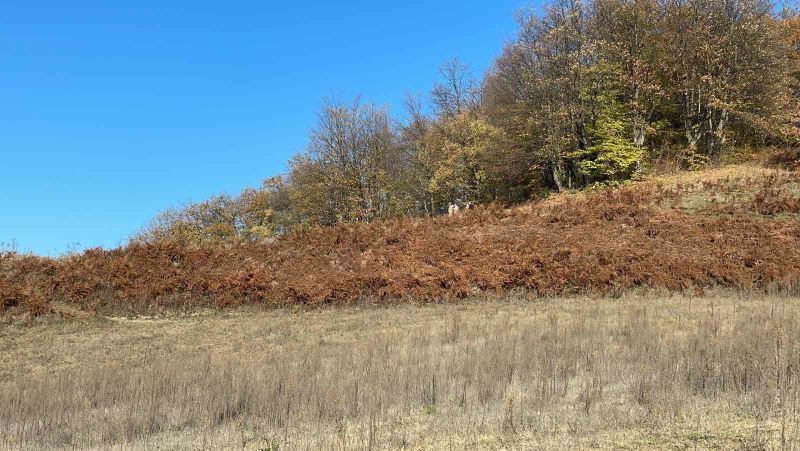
[3,292,800,450]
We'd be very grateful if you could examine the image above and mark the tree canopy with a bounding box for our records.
[136,0,800,245]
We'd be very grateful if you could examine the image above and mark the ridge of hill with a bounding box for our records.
[2,164,800,317]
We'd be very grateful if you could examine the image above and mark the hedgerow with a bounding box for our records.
[3,168,800,316]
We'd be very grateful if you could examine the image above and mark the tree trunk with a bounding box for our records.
[684,117,703,153]
[552,160,565,192]
[631,85,647,149]
[707,108,729,158]
[632,107,646,150]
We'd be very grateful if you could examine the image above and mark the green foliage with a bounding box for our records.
[425,112,500,204]
[579,114,643,183]
[678,148,712,171]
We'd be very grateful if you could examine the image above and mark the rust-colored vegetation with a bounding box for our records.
[3,165,800,317]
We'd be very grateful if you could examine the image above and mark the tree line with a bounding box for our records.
[135,0,800,245]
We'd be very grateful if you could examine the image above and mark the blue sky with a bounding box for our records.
[2,1,526,255]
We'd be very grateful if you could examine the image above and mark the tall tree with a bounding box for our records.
[289,97,399,224]
[485,0,641,190]
[396,94,442,215]
[593,0,665,152]
[661,0,785,157]
[779,10,800,144]
[431,58,480,118]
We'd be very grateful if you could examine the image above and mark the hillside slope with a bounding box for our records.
[3,164,800,316]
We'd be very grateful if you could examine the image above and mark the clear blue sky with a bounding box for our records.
[2,1,527,256]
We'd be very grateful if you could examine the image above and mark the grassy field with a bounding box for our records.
[3,292,800,450]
